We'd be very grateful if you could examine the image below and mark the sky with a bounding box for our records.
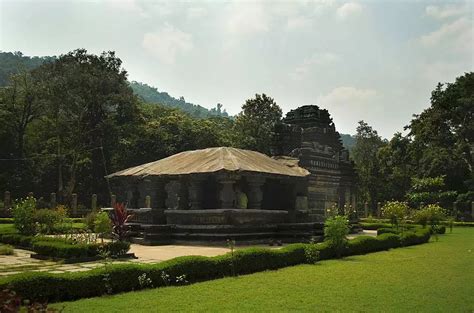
[0,0,472,138]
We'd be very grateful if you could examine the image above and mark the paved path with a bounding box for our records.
[0,230,377,277]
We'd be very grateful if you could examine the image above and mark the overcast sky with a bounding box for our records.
[1,0,472,138]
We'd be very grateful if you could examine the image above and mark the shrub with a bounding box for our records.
[400,228,431,246]
[35,208,67,234]
[105,240,130,257]
[360,222,392,230]
[0,244,14,255]
[377,227,399,236]
[381,201,409,229]
[84,210,98,231]
[412,204,447,232]
[324,215,349,257]
[110,203,133,241]
[12,197,37,235]
[94,211,112,243]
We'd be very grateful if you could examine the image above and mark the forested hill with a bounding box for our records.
[0,51,55,86]
[130,81,228,118]
[340,134,356,151]
[0,51,228,118]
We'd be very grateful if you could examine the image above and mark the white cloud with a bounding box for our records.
[226,2,271,35]
[425,3,470,20]
[286,16,312,30]
[187,7,207,19]
[142,24,193,64]
[290,52,339,80]
[420,17,473,52]
[318,86,377,107]
[336,2,363,20]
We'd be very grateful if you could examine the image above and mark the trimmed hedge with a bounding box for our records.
[0,231,130,259]
[0,218,14,224]
[0,228,432,303]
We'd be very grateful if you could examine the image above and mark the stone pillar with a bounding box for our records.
[71,193,78,216]
[376,202,381,218]
[110,194,116,208]
[218,178,235,209]
[91,194,97,211]
[50,193,57,209]
[188,176,206,210]
[247,176,265,210]
[471,201,474,221]
[364,202,369,218]
[28,192,34,198]
[165,180,180,210]
[4,191,11,210]
[420,202,425,208]
[154,179,166,209]
[145,195,151,208]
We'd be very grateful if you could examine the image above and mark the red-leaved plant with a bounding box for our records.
[110,202,134,241]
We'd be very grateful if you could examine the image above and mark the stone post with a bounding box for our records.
[28,192,34,198]
[4,191,11,210]
[145,195,151,208]
[50,193,57,209]
[188,176,206,210]
[247,176,265,210]
[420,202,425,208]
[471,201,474,221]
[91,194,97,211]
[110,194,116,208]
[217,177,235,209]
[376,202,381,218]
[71,193,78,216]
[364,202,369,218]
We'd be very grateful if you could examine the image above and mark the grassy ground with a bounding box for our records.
[54,228,474,313]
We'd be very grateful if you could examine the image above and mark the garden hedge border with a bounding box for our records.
[0,228,432,303]
[0,232,130,260]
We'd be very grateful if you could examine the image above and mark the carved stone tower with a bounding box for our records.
[272,105,357,222]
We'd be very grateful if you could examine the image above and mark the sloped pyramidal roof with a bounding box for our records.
[107,147,309,178]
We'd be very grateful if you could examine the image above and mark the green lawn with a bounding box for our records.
[55,228,474,312]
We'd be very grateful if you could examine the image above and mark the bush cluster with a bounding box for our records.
[0,232,130,259]
[0,228,432,303]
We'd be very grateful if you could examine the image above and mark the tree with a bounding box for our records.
[28,49,140,201]
[406,73,473,192]
[377,133,414,201]
[351,121,387,212]
[234,94,282,154]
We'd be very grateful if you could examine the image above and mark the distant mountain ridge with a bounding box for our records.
[130,81,228,118]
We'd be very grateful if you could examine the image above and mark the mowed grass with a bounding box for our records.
[56,228,473,312]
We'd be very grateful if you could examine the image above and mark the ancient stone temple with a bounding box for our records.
[272,105,357,222]
[107,105,357,244]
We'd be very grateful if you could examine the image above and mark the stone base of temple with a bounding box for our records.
[129,221,324,245]
[164,209,288,225]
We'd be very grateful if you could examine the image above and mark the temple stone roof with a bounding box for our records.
[107,147,310,178]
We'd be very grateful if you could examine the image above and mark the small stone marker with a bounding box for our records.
[91,194,97,211]
[145,195,151,208]
[50,193,57,209]
[111,194,116,208]
[364,202,369,217]
[71,193,78,216]
[4,191,11,209]
[376,202,381,218]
